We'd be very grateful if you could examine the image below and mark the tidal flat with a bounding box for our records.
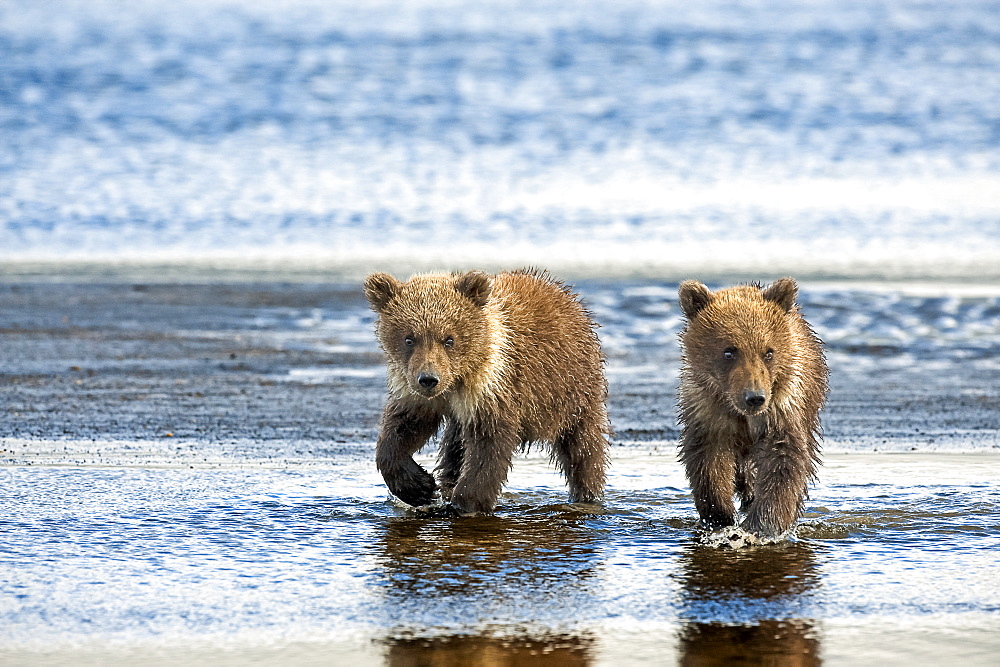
[3,0,1000,661]
[1,279,998,665]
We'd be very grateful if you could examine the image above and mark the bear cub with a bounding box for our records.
[364,269,610,514]
[677,277,828,538]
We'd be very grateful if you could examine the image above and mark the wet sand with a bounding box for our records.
[2,279,997,454]
[1,278,999,665]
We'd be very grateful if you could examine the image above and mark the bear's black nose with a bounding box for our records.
[417,373,439,389]
[744,391,766,408]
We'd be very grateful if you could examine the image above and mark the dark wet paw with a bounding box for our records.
[438,483,455,503]
[700,516,736,531]
[739,517,789,540]
[388,467,438,507]
[449,492,495,516]
[412,503,459,518]
[568,489,602,504]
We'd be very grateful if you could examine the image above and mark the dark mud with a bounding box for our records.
[1,280,997,454]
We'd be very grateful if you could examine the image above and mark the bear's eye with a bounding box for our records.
[403,336,415,347]
[444,336,455,349]
[764,349,774,361]
[723,348,737,361]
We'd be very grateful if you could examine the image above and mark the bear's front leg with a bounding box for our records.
[435,420,464,502]
[679,429,737,529]
[735,460,757,512]
[741,431,815,537]
[448,420,518,515]
[376,400,442,507]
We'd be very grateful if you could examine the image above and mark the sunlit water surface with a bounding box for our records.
[1,452,998,664]
[1,0,999,278]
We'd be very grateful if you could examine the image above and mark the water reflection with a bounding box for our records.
[384,633,594,666]
[371,512,601,665]
[372,513,601,597]
[677,542,823,666]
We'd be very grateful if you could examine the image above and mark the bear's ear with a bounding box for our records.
[678,280,713,319]
[363,273,402,312]
[762,277,798,312]
[454,270,492,308]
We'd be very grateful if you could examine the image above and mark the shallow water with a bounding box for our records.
[2,451,998,664]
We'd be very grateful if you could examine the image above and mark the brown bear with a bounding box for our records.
[364,269,610,514]
[677,277,828,538]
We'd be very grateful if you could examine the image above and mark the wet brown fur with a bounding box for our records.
[677,277,828,537]
[364,269,611,514]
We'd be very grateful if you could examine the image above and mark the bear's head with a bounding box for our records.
[678,278,799,417]
[364,271,495,400]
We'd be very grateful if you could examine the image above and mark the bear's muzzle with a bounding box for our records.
[744,389,767,411]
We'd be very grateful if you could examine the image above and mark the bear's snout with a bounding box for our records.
[411,368,445,397]
[744,389,767,410]
[417,372,439,390]
[402,338,451,398]
[722,360,772,416]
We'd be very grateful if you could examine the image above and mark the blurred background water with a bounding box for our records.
[1,0,998,279]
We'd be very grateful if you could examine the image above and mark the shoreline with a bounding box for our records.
[4,439,1000,469]
[3,259,1000,290]
[4,616,999,666]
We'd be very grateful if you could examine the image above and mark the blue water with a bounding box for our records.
[2,453,998,663]
[2,1,1000,663]
[1,0,999,277]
